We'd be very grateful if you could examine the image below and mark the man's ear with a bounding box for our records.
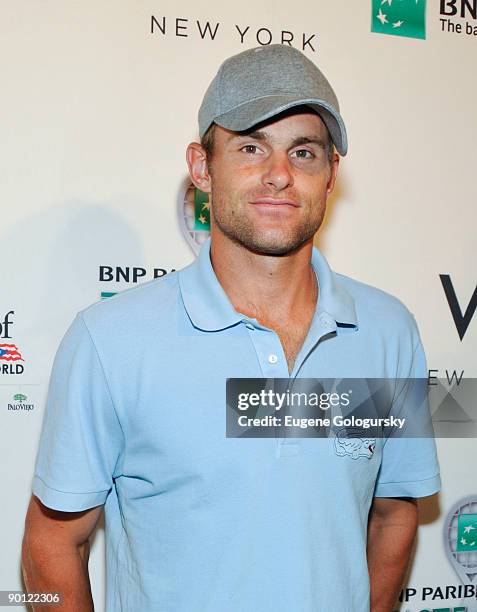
[186,142,212,193]
[326,152,340,194]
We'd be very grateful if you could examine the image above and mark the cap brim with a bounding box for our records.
[213,95,348,156]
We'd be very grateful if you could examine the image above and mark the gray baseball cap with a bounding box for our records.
[198,44,348,156]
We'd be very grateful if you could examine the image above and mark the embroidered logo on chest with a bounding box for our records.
[333,428,376,460]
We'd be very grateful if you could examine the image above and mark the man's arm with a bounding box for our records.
[22,494,103,612]
[367,497,418,612]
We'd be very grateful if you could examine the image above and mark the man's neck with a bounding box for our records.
[209,231,318,324]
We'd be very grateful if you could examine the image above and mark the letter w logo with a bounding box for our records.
[439,275,477,340]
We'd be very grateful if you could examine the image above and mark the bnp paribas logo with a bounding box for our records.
[371,0,427,39]
[178,180,211,256]
[444,497,477,584]
[457,514,477,552]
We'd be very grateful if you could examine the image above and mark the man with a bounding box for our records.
[22,44,440,611]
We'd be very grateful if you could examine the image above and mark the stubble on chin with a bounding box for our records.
[210,190,324,256]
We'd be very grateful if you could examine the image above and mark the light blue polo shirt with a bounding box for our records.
[32,239,440,612]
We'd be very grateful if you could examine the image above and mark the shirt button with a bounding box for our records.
[268,354,278,364]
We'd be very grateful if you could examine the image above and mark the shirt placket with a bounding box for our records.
[241,312,338,458]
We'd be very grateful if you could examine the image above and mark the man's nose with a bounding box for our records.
[261,152,294,191]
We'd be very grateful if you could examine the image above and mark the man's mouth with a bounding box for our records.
[249,197,299,207]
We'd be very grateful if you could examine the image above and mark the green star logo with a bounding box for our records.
[180,181,211,256]
[194,188,211,231]
[456,513,477,551]
[371,0,427,40]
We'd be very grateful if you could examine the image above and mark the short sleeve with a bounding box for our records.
[374,318,441,498]
[32,313,124,511]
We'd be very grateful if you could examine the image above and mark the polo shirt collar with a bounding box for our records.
[178,238,358,332]
[311,247,358,328]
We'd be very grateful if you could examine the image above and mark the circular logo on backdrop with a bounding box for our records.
[444,496,477,584]
[178,179,211,256]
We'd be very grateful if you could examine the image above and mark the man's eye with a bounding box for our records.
[241,145,259,154]
[291,149,314,159]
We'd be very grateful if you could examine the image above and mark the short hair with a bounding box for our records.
[201,123,217,160]
[201,120,335,165]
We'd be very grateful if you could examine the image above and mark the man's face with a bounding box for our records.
[202,110,339,256]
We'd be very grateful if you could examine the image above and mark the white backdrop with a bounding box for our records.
[1,1,476,610]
